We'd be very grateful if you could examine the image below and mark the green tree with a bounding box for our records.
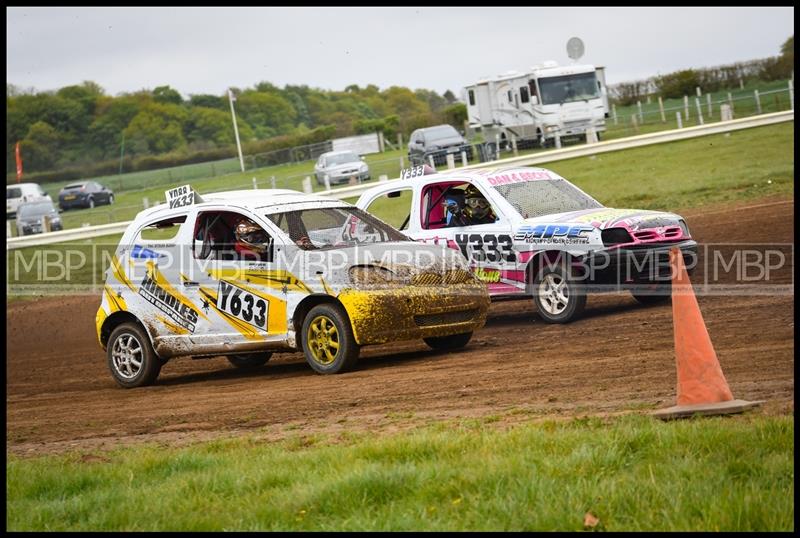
[187,106,254,146]
[236,91,297,139]
[153,85,184,105]
[123,102,189,155]
[443,89,457,103]
[21,121,63,170]
[88,96,143,159]
[189,93,225,109]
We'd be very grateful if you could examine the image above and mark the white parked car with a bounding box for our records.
[97,186,489,388]
[7,182,49,219]
[356,166,698,323]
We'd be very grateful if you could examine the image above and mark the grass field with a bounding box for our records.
[6,121,794,296]
[6,413,793,531]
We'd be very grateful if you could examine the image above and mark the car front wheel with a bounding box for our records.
[107,322,162,388]
[108,194,115,205]
[301,304,359,374]
[88,197,95,209]
[532,261,587,323]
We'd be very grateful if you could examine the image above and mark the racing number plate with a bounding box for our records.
[217,281,268,331]
[165,184,195,209]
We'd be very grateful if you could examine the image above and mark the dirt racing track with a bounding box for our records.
[6,197,794,455]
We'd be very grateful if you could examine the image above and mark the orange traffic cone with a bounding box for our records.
[652,248,764,419]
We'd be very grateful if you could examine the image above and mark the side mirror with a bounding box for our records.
[531,95,539,105]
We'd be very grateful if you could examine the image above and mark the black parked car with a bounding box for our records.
[58,181,114,210]
[408,124,473,167]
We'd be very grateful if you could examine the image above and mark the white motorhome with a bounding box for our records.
[465,62,608,151]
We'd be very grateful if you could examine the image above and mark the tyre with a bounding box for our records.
[88,197,95,209]
[301,303,359,374]
[423,332,473,350]
[227,352,273,369]
[107,322,162,388]
[532,259,587,323]
[631,282,672,305]
[108,194,115,205]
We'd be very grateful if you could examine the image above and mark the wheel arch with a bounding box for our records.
[292,294,351,348]
[524,249,578,294]
[100,311,153,350]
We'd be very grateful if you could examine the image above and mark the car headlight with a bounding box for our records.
[360,163,368,172]
[349,265,397,287]
[679,219,691,238]
[545,125,559,133]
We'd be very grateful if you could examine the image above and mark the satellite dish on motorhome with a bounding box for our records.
[567,37,585,61]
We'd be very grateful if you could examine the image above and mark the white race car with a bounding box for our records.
[356,166,698,323]
[96,186,489,388]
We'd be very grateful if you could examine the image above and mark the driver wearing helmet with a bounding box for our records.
[234,217,272,260]
[446,185,496,227]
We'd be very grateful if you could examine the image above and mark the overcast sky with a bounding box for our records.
[6,7,795,98]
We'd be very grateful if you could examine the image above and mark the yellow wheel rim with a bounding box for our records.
[307,315,340,365]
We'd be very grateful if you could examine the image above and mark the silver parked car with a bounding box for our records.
[314,150,371,186]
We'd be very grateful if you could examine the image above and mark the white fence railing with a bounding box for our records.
[6,109,793,250]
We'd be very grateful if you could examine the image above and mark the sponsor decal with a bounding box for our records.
[474,267,501,283]
[217,281,268,331]
[139,272,199,332]
[131,245,165,259]
[487,170,553,186]
[514,224,594,244]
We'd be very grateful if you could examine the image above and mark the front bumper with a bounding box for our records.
[576,240,698,289]
[338,282,490,345]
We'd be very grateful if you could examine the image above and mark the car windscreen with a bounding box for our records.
[63,183,85,190]
[17,202,54,218]
[425,125,460,141]
[266,207,407,250]
[7,188,21,199]
[493,179,602,219]
[325,153,359,165]
[538,72,600,105]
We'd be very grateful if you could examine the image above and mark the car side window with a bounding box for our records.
[193,210,273,263]
[364,190,412,231]
[136,215,187,242]
[421,182,497,230]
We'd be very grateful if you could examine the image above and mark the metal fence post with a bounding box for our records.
[302,177,313,194]
[612,104,617,125]
[637,100,643,123]
[271,176,276,189]
[446,153,455,170]
[323,174,331,191]
[554,131,562,149]
[511,135,518,156]
[428,155,435,167]
[400,155,404,171]
[461,150,468,167]
[695,97,704,125]
[754,90,762,115]
[143,197,149,209]
[658,96,665,123]
[706,93,712,118]
[728,92,734,114]
[252,177,258,189]
[789,80,794,110]
[676,111,683,129]
[684,95,690,121]
[631,114,639,133]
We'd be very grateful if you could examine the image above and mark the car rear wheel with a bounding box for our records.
[227,352,272,369]
[423,332,473,350]
[108,194,115,205]
[301,304,359,374]
[532,261,587,324]
[107,322,161,388]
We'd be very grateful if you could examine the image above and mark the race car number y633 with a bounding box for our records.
[217,281,268,330]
